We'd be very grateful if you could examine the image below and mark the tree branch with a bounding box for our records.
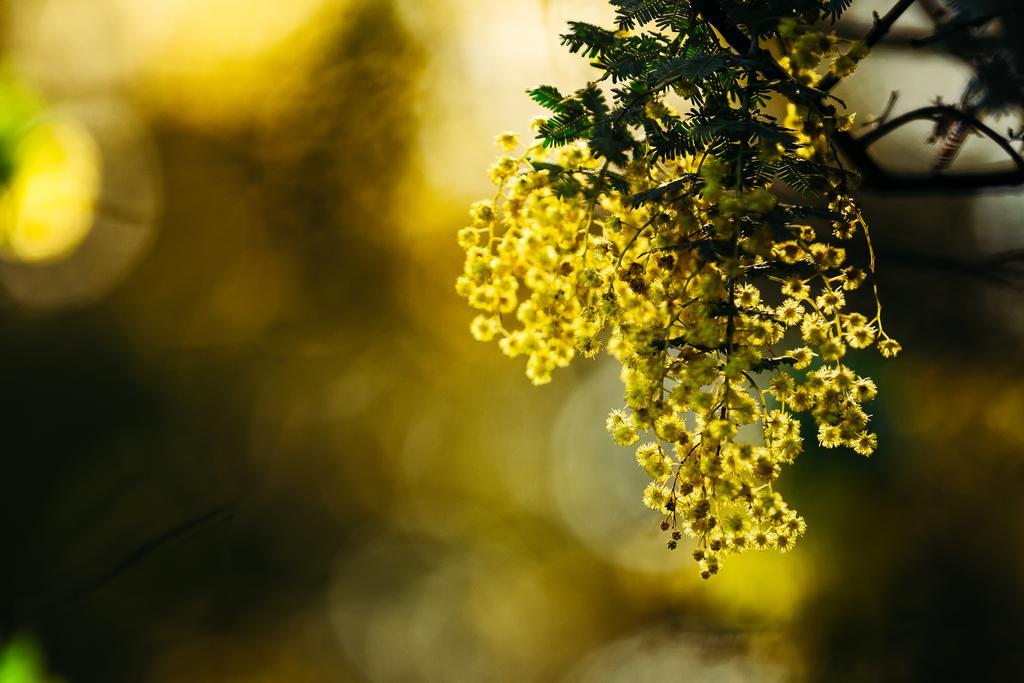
[833,104,1024,193]
[817,0,918,93]
[910,11,1001,47]
[858,105,1024,169]
[695,0,1024,194]
[16,503,236,625]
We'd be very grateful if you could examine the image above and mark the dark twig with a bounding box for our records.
[695,0,1024,193]
[862,91,901,129]
[858,105,1024,171]
[18,503,236,624]
[910,11,1001,47]
[817,0,918,92]
[839,11,1005,50]
[834,129,1024,192]
[834,23,927,49]
[988,248,1024,266]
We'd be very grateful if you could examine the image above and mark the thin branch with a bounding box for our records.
[834,23,928,49]
[19,503,236,623]
[910,11,1001,47]
[857,105,1024,171]
[835,11,1002,49]
[988,248,1024,266]
[695,0,1024,193]
[862,91,901,128]
[859,1,920,51]
[817,0,918,93]
[834,128,1024,192]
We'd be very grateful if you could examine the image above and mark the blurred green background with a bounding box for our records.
[0,0,1023,680]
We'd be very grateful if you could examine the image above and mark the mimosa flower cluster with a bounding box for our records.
[457,4,900,577]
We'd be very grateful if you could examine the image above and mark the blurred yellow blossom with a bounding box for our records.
[0,116,101,263]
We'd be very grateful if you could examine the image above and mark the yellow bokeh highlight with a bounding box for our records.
[0,117,100,264]
[701,549,812,622]
[0,117,101,264]
[116,0,348,127]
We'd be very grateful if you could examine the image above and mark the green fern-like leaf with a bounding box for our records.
[824,0,854,22]
[773,157,823,197]
[527,85,567,111]
[561,21,617,58]
[654,52,737,87]
[610,0,674,30]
